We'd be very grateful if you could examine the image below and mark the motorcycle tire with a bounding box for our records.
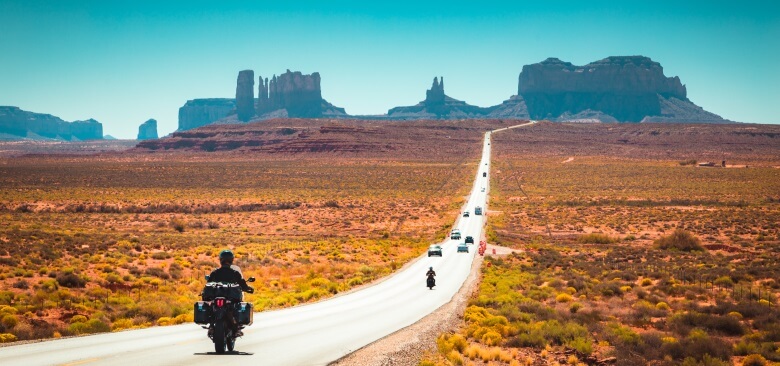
[227,329,235,352]
[214,321,227,354]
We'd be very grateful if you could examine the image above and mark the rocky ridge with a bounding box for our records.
[0,106,103,141]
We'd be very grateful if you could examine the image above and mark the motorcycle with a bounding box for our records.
[194,276,255,354]
[426,274,436,290]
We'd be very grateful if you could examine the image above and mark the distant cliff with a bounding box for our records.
[0,106,103,140]
[137,119,158,140]
[517,56,726,123]
[177,99,235,131]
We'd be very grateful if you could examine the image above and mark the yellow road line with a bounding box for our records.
[60,358,100,366]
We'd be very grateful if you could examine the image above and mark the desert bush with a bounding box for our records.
[1,314,18,329]
[655,229,704,252]
[742,354,769,366]
[577,233,617,244]
[111,318,134,331]
[56,272,87,288]
[669,311,744,336]
[170,218,186,232]
[0,333,17,343]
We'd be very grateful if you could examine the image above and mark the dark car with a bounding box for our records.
[463,211,470,217]
[428,245,443,257]
[457,243,469,253]
[465,236,474,245]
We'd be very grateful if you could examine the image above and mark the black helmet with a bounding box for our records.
[219,249,234,265]
[429,267,433,270]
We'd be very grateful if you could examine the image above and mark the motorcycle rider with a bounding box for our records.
[426,266,436,277]
[208,249,254,337]
[426,266,436,289]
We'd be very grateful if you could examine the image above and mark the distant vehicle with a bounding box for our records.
[474,206,483,215]
[428,245,443,257]
[450,229,462,240]
[481,187,485,192]
[463,211,470,217]
[465,236,474,245]
[482,172,487,177]
[457,243,469,253]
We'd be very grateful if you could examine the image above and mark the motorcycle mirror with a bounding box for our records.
[204,275,210,281]
[247,277,256,282]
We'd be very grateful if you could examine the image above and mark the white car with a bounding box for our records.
[481,187,485,192]
[450,229,461,240]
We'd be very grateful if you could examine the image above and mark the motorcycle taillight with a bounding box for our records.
[215,299,225,307]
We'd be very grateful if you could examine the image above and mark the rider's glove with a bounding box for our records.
[247,287,255,294]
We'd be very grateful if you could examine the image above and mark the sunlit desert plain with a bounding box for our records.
[0,119,505,342]
[424,122,780,365]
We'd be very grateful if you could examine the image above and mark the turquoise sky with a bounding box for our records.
[1,1,778,138]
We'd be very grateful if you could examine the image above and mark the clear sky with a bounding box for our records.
[1,0,778,138]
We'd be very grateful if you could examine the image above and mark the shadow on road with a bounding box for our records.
[194,351,254,356]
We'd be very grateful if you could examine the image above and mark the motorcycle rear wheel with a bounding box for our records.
[227,329,235,352]
[214,321,227,354]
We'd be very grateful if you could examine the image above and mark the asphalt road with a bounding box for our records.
[0,125,533,366]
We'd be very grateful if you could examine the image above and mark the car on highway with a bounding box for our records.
[474,206,483,215]
[427,245,443,257]
[481,187,485,192]
[465,235,474,245]
[463,211,470,217]
[450,229,461,240]
[457,243,469,253]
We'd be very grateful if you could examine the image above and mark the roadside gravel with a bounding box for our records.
[330,253,484,366]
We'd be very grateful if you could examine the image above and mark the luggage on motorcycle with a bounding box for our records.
[201,282,243,301]
[193,301,212,324]
[236,302,253,326]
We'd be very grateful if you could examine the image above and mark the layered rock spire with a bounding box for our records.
[235,70,255,122]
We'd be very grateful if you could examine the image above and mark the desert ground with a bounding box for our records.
[422,122,780,366]
[0,119,506,342]
[1,120,779,366]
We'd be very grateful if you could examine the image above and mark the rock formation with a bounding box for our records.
[137,119,158,140]
[177,99,235,131]
[0,106,103,140]
[257,70,331,118]
[236,70,255,122]
[516,56,726,123]
[387,77,491,118]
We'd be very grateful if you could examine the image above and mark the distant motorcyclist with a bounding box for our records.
[426,267,436,277]
[207,250,254,336]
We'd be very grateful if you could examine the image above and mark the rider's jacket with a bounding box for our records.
[209,265,251,291]
[426,270,436,277]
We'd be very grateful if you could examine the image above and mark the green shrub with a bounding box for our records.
[0,333,17,343]
[577,233,617,244]
[1,314,18,329]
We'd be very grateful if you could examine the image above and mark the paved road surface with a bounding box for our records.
[0,122,534,366]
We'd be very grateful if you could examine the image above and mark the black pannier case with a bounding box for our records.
[193,301,211,324]
[201,282,242,301]
[236,302,253,326]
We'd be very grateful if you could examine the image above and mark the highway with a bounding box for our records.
[0,122,534,366]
